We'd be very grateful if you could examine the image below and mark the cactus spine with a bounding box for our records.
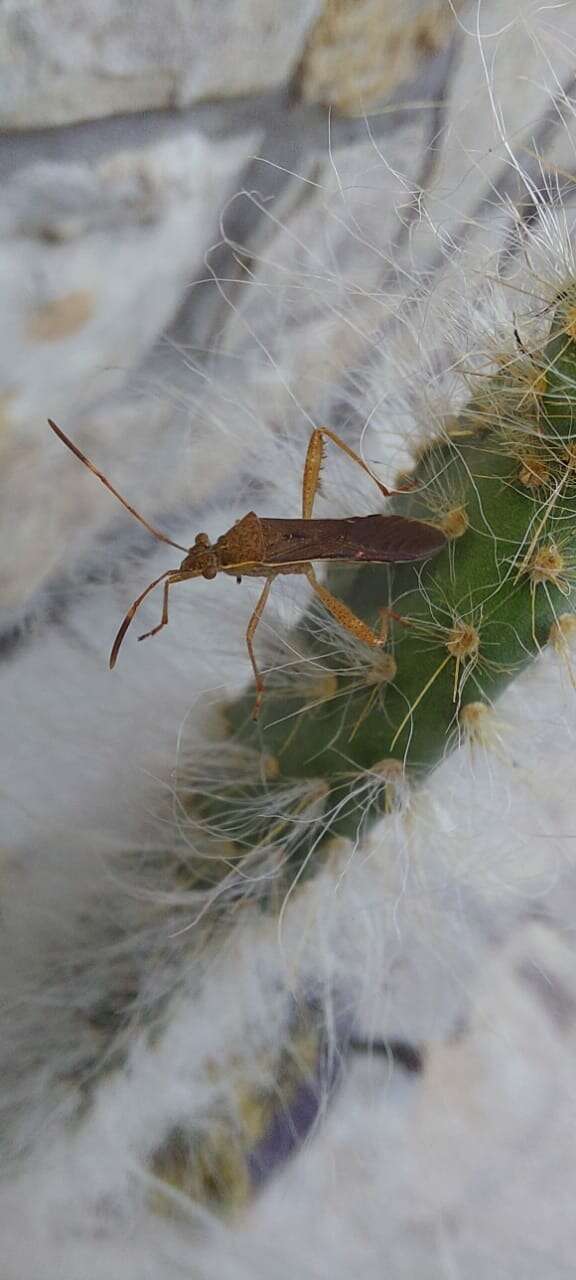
[185,291,576,882]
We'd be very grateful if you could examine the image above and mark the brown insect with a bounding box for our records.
[48,420,445,715]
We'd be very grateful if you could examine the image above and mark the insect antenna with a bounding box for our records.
[48,419,188,552]
[109,569,174,669]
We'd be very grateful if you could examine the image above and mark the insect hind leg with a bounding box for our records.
[302,426,399,520]
[306,566,387,647]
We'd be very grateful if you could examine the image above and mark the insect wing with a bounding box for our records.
[260,515,445,565]
[340,514,446,562]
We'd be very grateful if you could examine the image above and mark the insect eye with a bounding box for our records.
[203,561,218,580]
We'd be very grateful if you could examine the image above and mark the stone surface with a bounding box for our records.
[298,0,457,113]
[0,0,322,129]
[0,128,258,608]
[1,130,258,424]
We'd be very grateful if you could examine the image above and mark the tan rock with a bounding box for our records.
[298,0,457,114]
[26,290,95,342]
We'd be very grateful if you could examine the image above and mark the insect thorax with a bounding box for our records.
[216,511,265,569]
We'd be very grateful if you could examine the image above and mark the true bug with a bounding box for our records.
[48,420,446,715]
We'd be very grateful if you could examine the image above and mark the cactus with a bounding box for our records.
[12,285,576,1230]
[181,288,576,894]
[139,283,576,1214]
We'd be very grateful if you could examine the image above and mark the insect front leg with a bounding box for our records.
[136,567,196,647]
[110,568,190,669]
[245,575,275,719]
[138,578,172,644]
[109,568,175,669]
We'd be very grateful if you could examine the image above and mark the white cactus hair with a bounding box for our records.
[5,3,576,1275]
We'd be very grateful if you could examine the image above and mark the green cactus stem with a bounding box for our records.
[186,292,576,878]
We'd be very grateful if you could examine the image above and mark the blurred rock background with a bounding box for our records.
[4,3,576,1277]
[0,0,459,617]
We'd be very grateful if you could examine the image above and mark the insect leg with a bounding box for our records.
[138,578,171,644]
[109,569,176,669]
[305,566,387,648]
[303,426,405,518]
[302,429,326,518]
[245,576,275,719]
